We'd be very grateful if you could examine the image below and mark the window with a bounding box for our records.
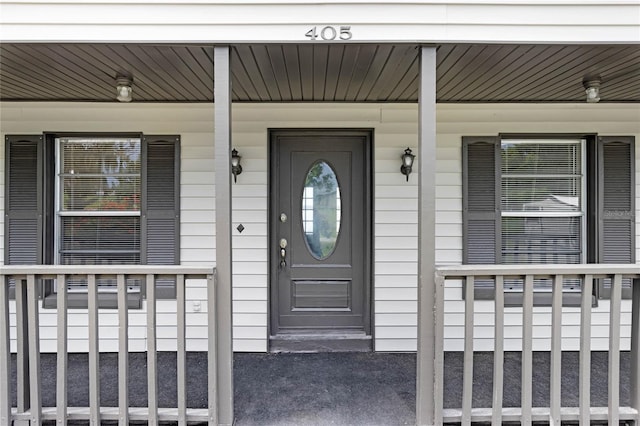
[501,139,584,265]
[463,135,635,305]
[5,133,181,308]
[57,137,142,296]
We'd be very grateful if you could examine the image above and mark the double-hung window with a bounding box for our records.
[501,138,584,265]
[5,133,181,308]
[463,134,635,305]
[57,137,142,296]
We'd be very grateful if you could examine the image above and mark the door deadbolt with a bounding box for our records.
[279,239,287,268]
[280,213,287,223]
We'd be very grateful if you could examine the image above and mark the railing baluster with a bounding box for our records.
[0,276,11,426]
[88,274,101,425]
[549,274,563,426]
[579,274,593,424]
[491,275,504,426]
[26,274,42,425]
[608,274,622,424]
[436,265,639,426]
[0,266,214,425]
[631,275,640,417]
[462,275,474,425]
[56,274,68,426]
[147,274,159,425]
[117,274,129,425]
[521,274,533,425]
[434,272,445,425]
[177,274,187,425]
[15,278,29,416]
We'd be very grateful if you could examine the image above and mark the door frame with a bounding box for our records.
[268,128,374,342]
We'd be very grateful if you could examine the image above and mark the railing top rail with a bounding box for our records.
[0,264,216,277]
[436,263,640,279]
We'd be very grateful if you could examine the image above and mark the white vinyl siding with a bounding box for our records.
[0,102,638,353]
[3,2,639,44]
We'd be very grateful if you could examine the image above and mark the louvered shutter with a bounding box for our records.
[463,137,500,299]
[142,136,180,299]
[5,135,43,266]
[598,136,635,298]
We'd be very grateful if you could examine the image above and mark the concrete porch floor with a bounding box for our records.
[12,351,631,425]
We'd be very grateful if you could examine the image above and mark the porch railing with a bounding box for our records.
[0,265,218,425]
[430,264,640,425]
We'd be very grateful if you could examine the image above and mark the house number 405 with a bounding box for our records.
[305,26,352,41]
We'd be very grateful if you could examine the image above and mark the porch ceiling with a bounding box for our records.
[0,43,639,103]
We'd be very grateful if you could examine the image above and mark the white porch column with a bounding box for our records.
[214,45,234,426]
[416,46,438,426]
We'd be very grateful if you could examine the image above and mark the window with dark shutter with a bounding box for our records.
[5,133,181,308]
[462,134,635,305]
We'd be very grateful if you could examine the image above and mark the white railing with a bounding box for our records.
[431,264,640,425]
[0,265,219,426]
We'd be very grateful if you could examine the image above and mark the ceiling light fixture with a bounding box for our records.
[582,75,601,103]
[115,73,133,102]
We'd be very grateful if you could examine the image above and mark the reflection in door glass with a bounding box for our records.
[302,161,341,260]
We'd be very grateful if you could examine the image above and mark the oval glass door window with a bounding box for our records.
[302,161,341,260]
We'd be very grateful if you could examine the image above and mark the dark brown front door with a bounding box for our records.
[270,130,371,345]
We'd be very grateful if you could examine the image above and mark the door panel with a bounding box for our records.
[270,130,371,336]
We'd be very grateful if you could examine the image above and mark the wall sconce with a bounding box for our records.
[115,73,133,102]
[582,75,601,103]
[400,147,415,182]
[231,148,242,183]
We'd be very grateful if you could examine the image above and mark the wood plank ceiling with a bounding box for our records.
[1,43,639,103]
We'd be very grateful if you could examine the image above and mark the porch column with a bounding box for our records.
[416,46,438,426]
[214,45,234,426]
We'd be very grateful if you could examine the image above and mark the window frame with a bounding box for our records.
[499,137,587,266]
[54,136,143,267]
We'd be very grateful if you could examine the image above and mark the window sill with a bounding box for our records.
[42,292,142,309]
[470,287,596,307]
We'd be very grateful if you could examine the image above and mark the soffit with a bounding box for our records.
[0,43,638,103]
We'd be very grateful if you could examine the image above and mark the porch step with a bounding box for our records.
[269,331,372,353]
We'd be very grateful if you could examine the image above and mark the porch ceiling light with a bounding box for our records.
[583,75,601,103]
[115,73,133,102]
[400,147,415,182]
[231,148,242,183]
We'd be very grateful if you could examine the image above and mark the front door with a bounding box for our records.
[270,130,371,350]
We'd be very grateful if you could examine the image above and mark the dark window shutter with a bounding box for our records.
[462,136,500,265]
[463,137,500,299]
[5,135,43,265]
[598,136,635,298]
[142,135,180,299]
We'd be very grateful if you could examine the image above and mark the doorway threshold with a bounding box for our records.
[269,331,372,353]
